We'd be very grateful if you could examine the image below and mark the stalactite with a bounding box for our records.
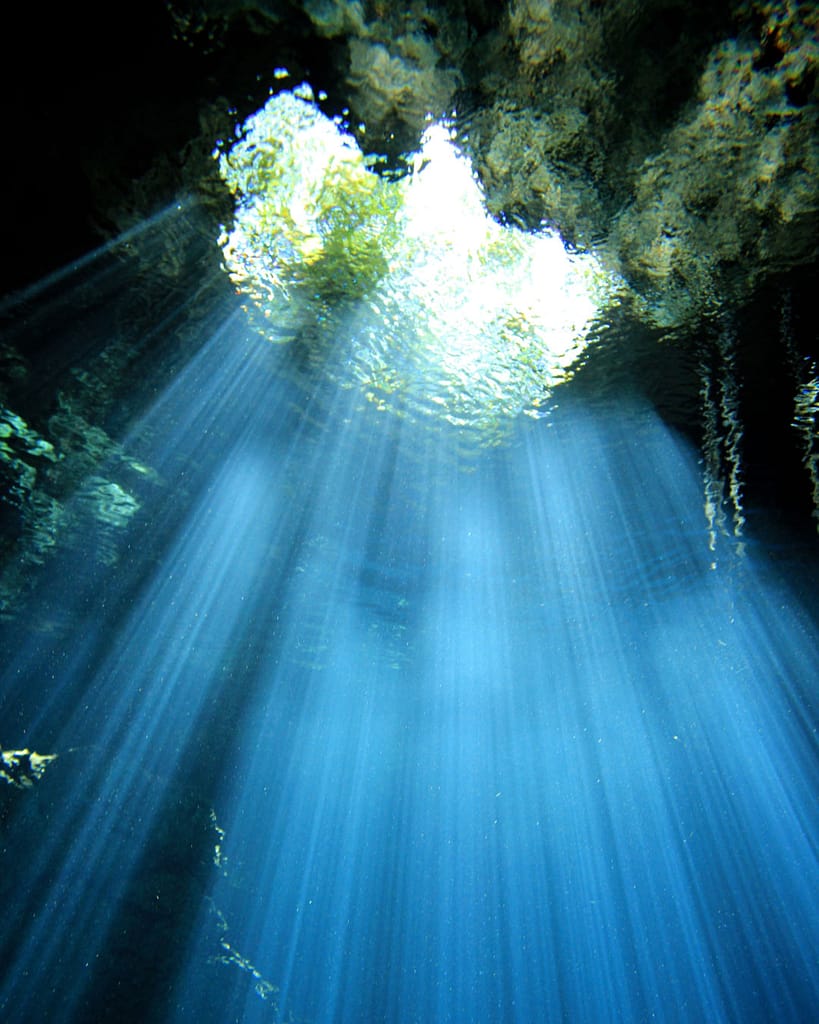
[699,356,725,554]
[781,289,819,533]
[717,318,745,547]
[698,316,745,557]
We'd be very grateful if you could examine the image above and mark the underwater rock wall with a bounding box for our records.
[0,199,229,619]
[608,1,819,325]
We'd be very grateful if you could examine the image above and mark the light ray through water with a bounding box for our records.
[0,152,818,1024]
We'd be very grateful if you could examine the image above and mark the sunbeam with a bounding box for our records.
[1,106,818,1024]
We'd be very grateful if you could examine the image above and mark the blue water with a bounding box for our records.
[1,214,818,1023]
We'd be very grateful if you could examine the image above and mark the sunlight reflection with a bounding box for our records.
[218,85,620,438]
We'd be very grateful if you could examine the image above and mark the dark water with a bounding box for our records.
[1,205,818,1023]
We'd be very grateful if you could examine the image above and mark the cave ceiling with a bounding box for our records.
[164,0,819,328]
[2,1,816,328]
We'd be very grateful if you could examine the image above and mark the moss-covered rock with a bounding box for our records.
[610,2,819,324]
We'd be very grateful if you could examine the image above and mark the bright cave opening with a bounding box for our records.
[217,83,619,438]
